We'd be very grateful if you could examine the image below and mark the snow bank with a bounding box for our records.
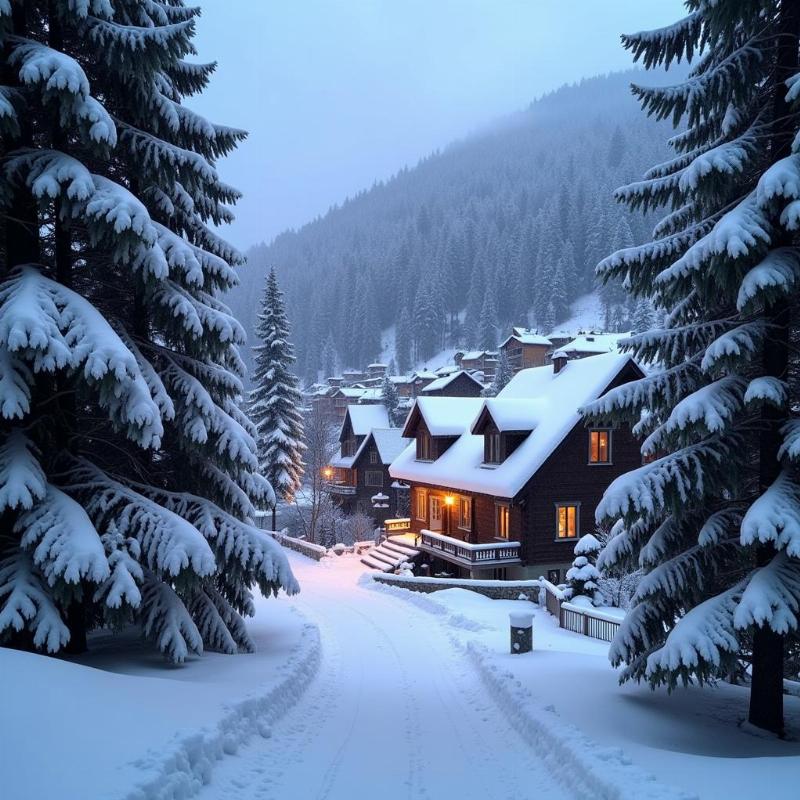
[3,598,320,800]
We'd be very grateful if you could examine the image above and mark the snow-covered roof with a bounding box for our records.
[474,398,549,433]
[421,370,483,394]
[458,350,494,361]
[403,397,485,437]
[435,364,461,376]
[413,370,439,380]
[500,329,551,348]
[345,404,390,436]
[367,428,410,465]
[389,374,413,384]
[553,332,629,357]
[390,352,636,498]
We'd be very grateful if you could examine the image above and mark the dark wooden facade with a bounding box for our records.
[402,361,642,581]
[499,336,551,373]
[421,371,484,398]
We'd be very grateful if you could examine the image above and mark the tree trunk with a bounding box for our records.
[748,0,800,736]
[272,505,277,532]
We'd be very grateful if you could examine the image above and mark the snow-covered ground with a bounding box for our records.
[2,594,318,800]
[5,550,799,800]
[556,291,605,333]
[372,582,800,800]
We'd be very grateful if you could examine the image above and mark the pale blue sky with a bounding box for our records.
[192,1,684,249]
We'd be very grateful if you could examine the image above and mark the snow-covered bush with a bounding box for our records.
[565,534,602,605]
[593,526,641,610]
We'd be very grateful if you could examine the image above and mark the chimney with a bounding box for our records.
[553,353,568,374]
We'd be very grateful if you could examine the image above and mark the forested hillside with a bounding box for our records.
[230,70,674,381]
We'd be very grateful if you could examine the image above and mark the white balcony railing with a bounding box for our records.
[417,529,521,566]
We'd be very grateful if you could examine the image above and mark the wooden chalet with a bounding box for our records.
[389,352,643,582]
[454,350,498,381]
[326,405,409,522]
[420,369,484,398]
[499,327,552,373]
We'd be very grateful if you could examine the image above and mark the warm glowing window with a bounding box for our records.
[589,430,611,464]
[496,504,510,539]
[415,489,427,521]
[458,497,472,530]
[556,504,579,540]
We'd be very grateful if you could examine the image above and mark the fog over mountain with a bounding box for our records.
[228,70,676,381]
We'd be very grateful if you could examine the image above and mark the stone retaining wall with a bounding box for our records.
[371,572,541,600]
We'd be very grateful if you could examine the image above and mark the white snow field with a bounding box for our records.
[1,594,319,800]
[4,549,800,800]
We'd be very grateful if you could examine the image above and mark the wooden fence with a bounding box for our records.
[538,578,622,644]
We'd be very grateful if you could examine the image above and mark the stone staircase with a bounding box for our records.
[361,535,420,573]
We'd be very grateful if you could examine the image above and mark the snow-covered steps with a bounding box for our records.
[361,536,420,573]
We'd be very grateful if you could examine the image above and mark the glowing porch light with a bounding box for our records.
[444,495,455,506]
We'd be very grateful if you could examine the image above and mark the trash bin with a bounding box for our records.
[509,611,533,654]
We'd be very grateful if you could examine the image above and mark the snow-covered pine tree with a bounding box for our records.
[478,290,498,351]
[630,297,655,334]
[0,0,297,663]
[381,375,402,427]
[484,350,513,397]
[565,534,602,605]
[249,268,306,530]
[395,307,412,373]
[582,0,800,734]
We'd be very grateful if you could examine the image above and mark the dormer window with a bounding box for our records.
[417,430,432,461]
[485,433,502,464]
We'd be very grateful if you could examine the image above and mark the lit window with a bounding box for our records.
[556,504,579,540]
[365,470,383,487]
[415,489,427,521]
[496,504,510,539]
[589,430,611,464]
[458,497,472,530]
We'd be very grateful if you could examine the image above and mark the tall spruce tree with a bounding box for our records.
[249,268,306,531]
[0,1,297,663]
[381,375,402,427]
[583,0,800,734]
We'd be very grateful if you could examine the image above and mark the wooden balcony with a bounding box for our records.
[417,529,521,568]
[324,481,357,496]
[384,517,411,533]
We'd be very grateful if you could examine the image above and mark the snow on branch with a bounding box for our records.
[644,585,742,685]
[92,527,143,611]
[735,552,800,635]
[736,248,800,311]
[188,585,255,654]
[17,485,109,586]
[655,193,772,284]
[0,430,46,512]
[140,572,203,663]
[597,440,727,522]
[740,471,800,558]
[0,548,70,653]
[71,460,217,579]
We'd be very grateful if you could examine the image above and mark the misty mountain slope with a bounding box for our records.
[230,70,675,380]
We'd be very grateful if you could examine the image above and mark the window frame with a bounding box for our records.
[416,430,433,461]
[554,502,580,541]
[495,502,510,540]
[369,450,379,464]
[588,428,612,465]
[364,470,384,488]
[485,432,502,464]
[458,496,472,531]
[415,489,427,521]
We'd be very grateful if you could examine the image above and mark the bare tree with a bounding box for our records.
[294,404,339,544]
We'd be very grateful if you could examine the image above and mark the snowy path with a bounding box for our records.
[197,552,571,800]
